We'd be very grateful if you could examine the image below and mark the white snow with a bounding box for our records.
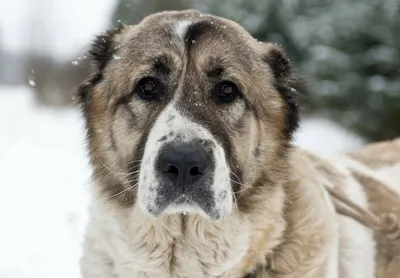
[0,0,117,59]
[0,86,364,278]
[294,116,365,156]
[0,86,90,278]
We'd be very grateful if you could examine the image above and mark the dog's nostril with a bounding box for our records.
[167,165,179,176]
[189,166,202,176]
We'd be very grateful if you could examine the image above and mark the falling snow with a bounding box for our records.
[28,79,36,87]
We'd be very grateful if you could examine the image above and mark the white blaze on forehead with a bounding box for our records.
[138,102,232,218]
[175,20,192,40]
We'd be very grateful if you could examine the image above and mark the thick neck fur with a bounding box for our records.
[85,180,287,278]
[82,149,338,278]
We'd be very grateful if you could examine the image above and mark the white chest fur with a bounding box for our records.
[86,201,251,278]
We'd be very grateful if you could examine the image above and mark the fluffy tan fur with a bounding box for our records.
[78,10,400,278]
[81,141,400,278]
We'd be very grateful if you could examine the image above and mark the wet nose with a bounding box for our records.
[157,143,209,189]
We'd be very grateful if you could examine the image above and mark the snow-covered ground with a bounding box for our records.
[0,86,364,278]
[0,86,90,278]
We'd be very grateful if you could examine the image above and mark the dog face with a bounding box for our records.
[78,10,299,220]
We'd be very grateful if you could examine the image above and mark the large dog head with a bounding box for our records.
[77,10,299,220]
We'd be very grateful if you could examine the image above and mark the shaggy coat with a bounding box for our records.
[77,10,400,278]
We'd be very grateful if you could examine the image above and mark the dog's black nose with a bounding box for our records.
[157,143,209,189]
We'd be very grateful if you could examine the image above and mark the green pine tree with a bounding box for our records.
[298,0,400,141]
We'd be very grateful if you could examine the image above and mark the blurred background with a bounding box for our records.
[0,0,399,277]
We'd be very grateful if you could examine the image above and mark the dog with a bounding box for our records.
[77,10,400,278]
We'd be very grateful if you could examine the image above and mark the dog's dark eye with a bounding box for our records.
[136,77,159,100]
[213,81,239,104]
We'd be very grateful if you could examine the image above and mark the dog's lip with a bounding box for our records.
[174,195,193,204]
[154,192,196,212]
[144,195,193,218]
[145,185,220,218]
[145,194,225,221]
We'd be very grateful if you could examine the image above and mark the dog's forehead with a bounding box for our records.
[138,10,246,38]
[118,11,256,64]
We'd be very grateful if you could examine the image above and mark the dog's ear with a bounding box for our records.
[75,24,127,108]
[262,43,300,140]
[88,23,127,72]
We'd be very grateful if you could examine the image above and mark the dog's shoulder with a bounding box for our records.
[259,149,339,277]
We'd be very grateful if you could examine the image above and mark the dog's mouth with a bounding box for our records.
[148,179,222,218]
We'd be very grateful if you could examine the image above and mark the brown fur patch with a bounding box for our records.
[351,170,400,278]
[348,138,400,170]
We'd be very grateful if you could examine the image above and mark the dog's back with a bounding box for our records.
[304,138,400,278]
[348,139,400,278]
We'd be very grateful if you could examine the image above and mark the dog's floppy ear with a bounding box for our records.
[75,24,127,108]
[262,43,300,140]
[88,23,127,72]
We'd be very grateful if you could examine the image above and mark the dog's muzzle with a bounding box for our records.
[151,140,218,218]
[137,104,232,220]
